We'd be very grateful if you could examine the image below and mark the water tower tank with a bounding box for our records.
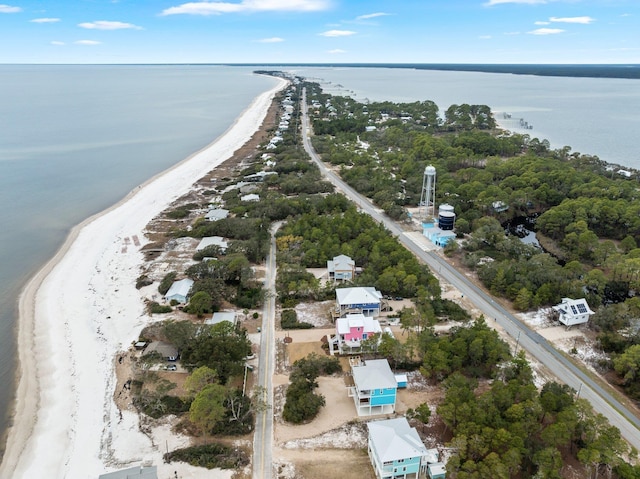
[439,203,454,214]
[420,165,437,218]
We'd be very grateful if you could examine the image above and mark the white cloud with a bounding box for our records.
[328,48,345,54]
[549,16,595,24]
[257,36,284,43]
[78,20,143,30]
[528,27,564,35]
[319,29,356,37]
[50,41,65,45]
[485,0,546,5]
[356,12,389,21]
[31,17,61,23]
[75,40,102,45]
[534,21,549,25]
[161,0,330,16]
[0,4,21,13]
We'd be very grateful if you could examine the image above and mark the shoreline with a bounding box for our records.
[0,75,287,478]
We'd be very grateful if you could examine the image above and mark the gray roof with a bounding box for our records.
[327,254,355,273]
[196,236,228,251]
[352,359,397,390]
[164,278,193,300]
[144,341,178,359]
[368,417,427,463]
[206,311,237,325]
[99,465,158,479]
[205,208,229,221]
[336,287,382,306]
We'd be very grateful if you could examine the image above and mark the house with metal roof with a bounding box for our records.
[336,287,383,317]
[206,311,237,326]
[552,297,594,327]
[164,278,194,303]
[196,236,228,253]
[367,417,429,479]
[204,208,229,222]
[427,462,446,479]
[240,193,260,202]
[349,358,397,416]
[335,313,382,353]
[144,341,179,361]
[99,465,157,479]
[327,254,356,282]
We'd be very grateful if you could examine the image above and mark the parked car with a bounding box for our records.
[165,364,177,371]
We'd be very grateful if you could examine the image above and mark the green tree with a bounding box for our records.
[185,291,214,317]
[184,366,218,396]
[189,383,227,436]
[614,344,640,385]
[514,287,533,311]
[158,271,178,295]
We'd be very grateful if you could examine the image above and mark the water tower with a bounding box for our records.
[420,165,436,219]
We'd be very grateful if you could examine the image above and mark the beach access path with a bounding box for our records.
[0,77,287,479]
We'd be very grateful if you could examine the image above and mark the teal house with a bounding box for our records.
[348,359,397,416]
[368,417,429,479]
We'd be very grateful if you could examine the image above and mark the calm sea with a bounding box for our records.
[0,65,279,455]
[1,64,639,459]
[287,66,640,169]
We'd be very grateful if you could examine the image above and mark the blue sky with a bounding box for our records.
[1,0,638,64]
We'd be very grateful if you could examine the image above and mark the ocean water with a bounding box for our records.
[0,65,279,455]
[1,64,639,460]
[287,67,640,168]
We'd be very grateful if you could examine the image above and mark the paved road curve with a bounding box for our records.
[252,224,278,479]
[300,88,640,451]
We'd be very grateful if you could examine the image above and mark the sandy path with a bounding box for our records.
[0,76,287,479]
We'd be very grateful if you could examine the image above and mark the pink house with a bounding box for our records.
[336,313,382,349]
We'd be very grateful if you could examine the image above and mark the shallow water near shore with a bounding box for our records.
[0,65,278,457]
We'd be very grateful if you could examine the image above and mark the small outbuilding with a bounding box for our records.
[428,462,447,479]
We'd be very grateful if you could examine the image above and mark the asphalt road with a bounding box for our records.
[252,224,278,479]
[300,88,640,451]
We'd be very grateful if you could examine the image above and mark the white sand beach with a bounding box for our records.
[0,76,287,479]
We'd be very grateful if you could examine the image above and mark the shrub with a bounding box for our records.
[148,301,172,314]
[136,274,153,289]
[164,444,249,469]
[281,309,313,329]
[282,380,325,424]
[158,271,178,295]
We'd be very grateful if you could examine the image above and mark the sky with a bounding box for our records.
[1,0,639,64]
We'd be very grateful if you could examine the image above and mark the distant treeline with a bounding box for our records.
[249,63,640,80]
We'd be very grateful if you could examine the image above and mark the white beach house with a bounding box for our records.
[552,297,595,327]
